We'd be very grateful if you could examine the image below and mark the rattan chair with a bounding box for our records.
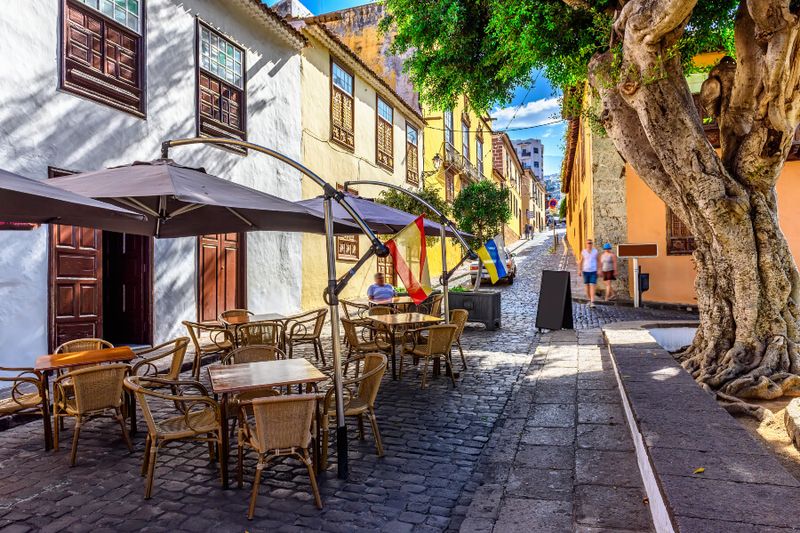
[285,309,327,364]
[55,338,114,354]
[222,345,286,416]
[238,394,322,518]
[368,305,394,317]
[322,353,386,469]
[416,293,443,317]
[53,363,133,465]
[124,376,223,499]
[131,338,190,380]
[401,325,458,388]
[340,299,370,324]
[218,309,253,324]
[0,367,45,419]
[182,321,233,380]
[235,321,283,348]
[341,318,390,361]
[450,309,469,369]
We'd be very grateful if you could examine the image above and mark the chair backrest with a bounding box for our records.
[223,345,285,364]
[132,337,190,380]
[251,394,316,452]
[55,338,114,354]
[430,294,444,317]
[288,309,327,338]
[422,325,457,356]
[182,320,230,352]
[69,363,128,413]
[369,306,393,317]
[340,300,368,320]
[237,321,282,346]
[450,309,469,339]
[124,375,214,436]
[340,318,361,347]
[355,353,386,407]
[219,309,252,324]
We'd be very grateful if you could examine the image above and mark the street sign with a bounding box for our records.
[617,243,658,258]
[526,210,534,219]
[548,198,558,209]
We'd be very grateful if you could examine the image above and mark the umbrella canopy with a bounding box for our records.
[0,167,145,232]
[298,192,468,238]
[47,159,360,238]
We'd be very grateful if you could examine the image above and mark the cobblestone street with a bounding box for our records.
[0,232,695,532]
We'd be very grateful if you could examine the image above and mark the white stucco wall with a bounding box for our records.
[0,0,303,367]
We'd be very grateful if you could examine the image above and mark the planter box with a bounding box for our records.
[448,290,501,330]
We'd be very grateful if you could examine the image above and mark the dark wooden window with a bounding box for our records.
[61,0,145,116]
[377,254,396,286]
[331,61,355,150]
[335,183,359,261]
[197,23,246,152]
[667,207,696,255]
[476,137,484,178]
[406,124,419,186]
[376,97,394,170]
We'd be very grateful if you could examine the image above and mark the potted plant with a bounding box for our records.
[448,181,511,330]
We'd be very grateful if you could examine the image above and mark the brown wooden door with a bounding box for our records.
[198,233,245,323]
[49,224,103,351]
[103,232,152,345]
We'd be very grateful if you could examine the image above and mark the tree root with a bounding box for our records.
[714,390,774,422]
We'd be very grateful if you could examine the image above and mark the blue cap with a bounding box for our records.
[603,243,612,250]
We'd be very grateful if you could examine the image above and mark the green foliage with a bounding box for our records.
[558,197,567,219]
[381,0,738,112]
[452,181,511,246]
[376,183,450,219]
[449,285,467,293]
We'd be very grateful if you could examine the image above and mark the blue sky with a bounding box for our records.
[277,0,566,176]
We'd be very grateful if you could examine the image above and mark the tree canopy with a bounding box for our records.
[452,181,511,247]
[382,0,737,112]
[375,183,450,219]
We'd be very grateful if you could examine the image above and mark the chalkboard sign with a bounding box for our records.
[535,270,574,330]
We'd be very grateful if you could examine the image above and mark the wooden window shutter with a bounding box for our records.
[406,140,419,186]
[332,86,355,150]
[61,0,144,115]
[377,117,393,169]
[667,208,696,255]
[335,183,359,261]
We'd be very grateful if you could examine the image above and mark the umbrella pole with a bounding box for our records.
[324,196,348,480]
[440,221,450,324]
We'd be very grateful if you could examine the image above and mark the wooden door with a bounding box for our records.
[198,233,245,323]
[49,224,103,351]
[103,232,152,345]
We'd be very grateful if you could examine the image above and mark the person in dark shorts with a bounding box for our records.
[579,239,598,307]
[600,243,618,301]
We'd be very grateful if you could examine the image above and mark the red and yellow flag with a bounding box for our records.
[385,216,432,305]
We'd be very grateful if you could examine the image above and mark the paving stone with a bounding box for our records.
[575,449,643,488]
[527,404,577,428]
[576,424,634,452]
[574,485,653,530]
[578,402,626,425]
[493,498,573,532]
[506,467,573,501]
[514,444,574,471]
[520,426,575,447]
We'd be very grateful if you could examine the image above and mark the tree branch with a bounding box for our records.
[615,0,697,45]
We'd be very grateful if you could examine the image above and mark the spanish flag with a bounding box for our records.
[385,216,432,305]
[477,234,508,284]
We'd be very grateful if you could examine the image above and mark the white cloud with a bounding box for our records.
[492,97,561,131]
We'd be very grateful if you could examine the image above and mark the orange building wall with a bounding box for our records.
[625,161,800,305]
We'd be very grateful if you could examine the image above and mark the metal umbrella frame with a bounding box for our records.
[343,180,478,325]
[159,137,388,480]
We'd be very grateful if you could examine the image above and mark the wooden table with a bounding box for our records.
[34,346,136,451]
[207,359,328,489]
[369,312,443,380]
[220,313,288,326]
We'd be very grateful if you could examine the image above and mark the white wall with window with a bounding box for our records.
[0,0,304,362]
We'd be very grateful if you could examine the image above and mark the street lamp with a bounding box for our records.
[420,152,443,186]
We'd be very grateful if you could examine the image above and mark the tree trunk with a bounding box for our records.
[585,0,800,399]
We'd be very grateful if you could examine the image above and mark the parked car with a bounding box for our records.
[470,248,517,285]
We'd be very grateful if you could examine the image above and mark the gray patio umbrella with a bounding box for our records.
[0,167,145,232]
[298,192,471,237]
[46,159,360,238]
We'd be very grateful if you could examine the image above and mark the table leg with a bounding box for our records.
[41,372,53,451]
[220,393,230,490]
[433,357,441,378]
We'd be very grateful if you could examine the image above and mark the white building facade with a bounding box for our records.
[0,0,305,365]
[513,138,544,180]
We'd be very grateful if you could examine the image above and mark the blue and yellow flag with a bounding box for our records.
[476,234,508,284]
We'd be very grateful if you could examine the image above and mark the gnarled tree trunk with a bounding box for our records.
[588,0,800,399]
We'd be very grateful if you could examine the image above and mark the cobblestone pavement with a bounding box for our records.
[0,231,694,532]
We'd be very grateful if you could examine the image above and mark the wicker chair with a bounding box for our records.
[368,305,394,317]
[401,325,458,388]
[131,338,190,380]
[55,338,114,354]
[124,376,223,499]
[322,353,386,469]
[53,363,133,465]
[450,309,469,369]
[238,394,322,518]
[235,321,283,348]
[340,299,370,322]
[218,309,253,325]
[285,309,327,364]
[341,318,390,360]
[416,293,443,317]
[222,345,286,415]
[0,367,45,419]
[182,321,233,380]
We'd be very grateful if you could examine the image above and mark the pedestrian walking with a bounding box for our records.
[600,243,618,301]
[579,239,598,307]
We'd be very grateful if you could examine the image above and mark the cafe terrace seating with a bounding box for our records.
[182,321,233,380]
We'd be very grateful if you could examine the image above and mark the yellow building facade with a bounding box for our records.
[296,21,425,309]
[491,132,524,244]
